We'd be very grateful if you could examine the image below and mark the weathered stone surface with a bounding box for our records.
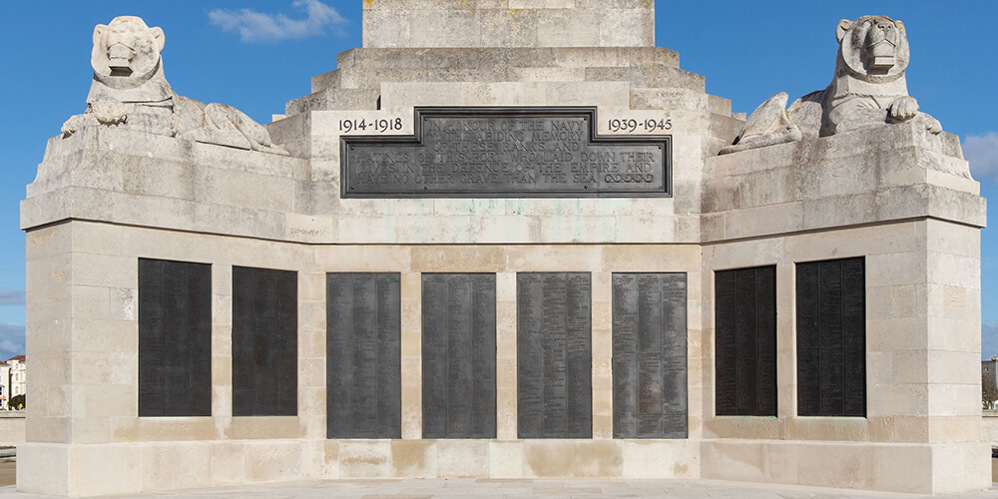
[362,0,654,49]
[290,46,684,116]
[719,92,801,155]
[704,121,983,243]
[335,47,680,73]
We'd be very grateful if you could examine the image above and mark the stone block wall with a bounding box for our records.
[696,123,988,494]
[982,411,998,444]
[21,218,706,494]
[0,414,25,446]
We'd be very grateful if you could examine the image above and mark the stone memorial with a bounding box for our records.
[20,2,988,496]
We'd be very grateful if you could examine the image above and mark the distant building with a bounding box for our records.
[6,356,25,410]
[0,362,9,409]
[983,357,998,410]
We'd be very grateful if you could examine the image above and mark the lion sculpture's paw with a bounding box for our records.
[888,96,919,123]
[91,96,128,126]
[61,115,89,137]
[719,92,801,155]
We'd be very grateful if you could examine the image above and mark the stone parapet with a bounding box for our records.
[0,413,24,446]
[23,119,984,247]
[982,412,998,445]
[703,121,984,243]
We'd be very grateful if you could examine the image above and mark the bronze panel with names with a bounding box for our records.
[796,258,866,417]
[714,266,777,417]
[138,258,212,417]
[232,266,298,417]
[612,273,688,438]
[517,272,592,438]
[326,273,402,438]
[421,273,497,439]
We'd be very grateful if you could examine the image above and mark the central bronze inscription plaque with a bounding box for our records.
[341,107,672,198]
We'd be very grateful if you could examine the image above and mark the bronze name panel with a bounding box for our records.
[517,272,592,438]
[232,266,298,417]
[422,274,497,439]
[341,107,672,198]
[612,273,688,438]
[796,257,866,417]
[326,273,402,438]
[714,266,777,417]
[138,258,212,418]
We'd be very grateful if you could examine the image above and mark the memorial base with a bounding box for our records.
[702,439,991,495]
[17,439,702,496]
[18,439,988,496]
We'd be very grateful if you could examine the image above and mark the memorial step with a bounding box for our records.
[334,47,680,72]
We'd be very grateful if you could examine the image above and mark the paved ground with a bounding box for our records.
[0,476,996,499]
[0,458,994,499]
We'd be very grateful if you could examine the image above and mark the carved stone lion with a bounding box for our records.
[61,16,287,155]
[721,16,941,155]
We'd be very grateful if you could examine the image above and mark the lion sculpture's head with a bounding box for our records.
[836,15,909,83]
[91,16,166,90]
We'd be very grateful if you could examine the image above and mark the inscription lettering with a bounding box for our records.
[341,108,672,197]
[339,117,403,133]
[607,118,672,133]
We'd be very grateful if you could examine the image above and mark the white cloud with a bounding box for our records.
[209,0,347,42]
[963,132,998,182]
[0,291,24,306]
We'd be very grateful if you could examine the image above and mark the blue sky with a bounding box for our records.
[1,2,996,360]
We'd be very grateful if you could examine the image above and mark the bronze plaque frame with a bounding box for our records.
[341,107,672,198]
